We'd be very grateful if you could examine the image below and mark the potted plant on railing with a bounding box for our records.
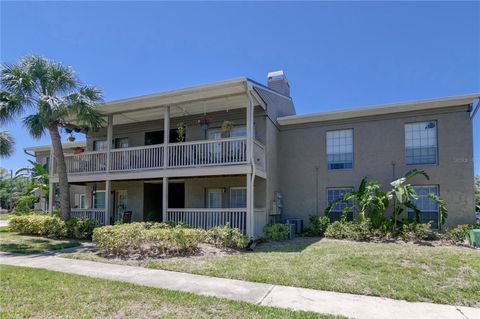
[177,122,186,142]
[221,120,234,138]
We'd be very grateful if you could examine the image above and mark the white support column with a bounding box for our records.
[48,182,54,214]
[104,180,111,225]
[246,173,254,237]
[106,115,113,172]
[162,177,168,222]
[163,106,170,168]
[105,115,113,225]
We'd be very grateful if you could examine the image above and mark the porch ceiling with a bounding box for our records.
[111,94,250,125]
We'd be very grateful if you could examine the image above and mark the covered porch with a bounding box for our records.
[61,175,266,237]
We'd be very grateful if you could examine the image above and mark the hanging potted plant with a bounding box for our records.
[197,115,211,130]
[66,133,76,142]
[177,122,186,142]
[221,120,234,138]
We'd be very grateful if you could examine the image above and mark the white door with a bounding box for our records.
[207,130,222,162]
[207,188,223,208]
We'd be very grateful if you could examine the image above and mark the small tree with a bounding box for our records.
[15,160,50,209]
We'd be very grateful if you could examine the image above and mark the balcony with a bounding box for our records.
[53,137,265,177]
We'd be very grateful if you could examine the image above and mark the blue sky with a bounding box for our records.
[1,1,479,173]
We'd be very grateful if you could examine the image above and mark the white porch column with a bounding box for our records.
[104,115,113,225]
[162,177,168,222]
[105,180,111,225]
[246,173,254,237]
[163,106,170,168]
[106,115,113,172]
[48,182,54,214]
[246,100,254,163]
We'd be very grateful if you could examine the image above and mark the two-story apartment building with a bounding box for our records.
[31,71,478,237]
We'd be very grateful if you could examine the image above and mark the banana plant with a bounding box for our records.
[388,169,429,235]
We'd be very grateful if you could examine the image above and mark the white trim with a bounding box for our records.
[278,94,480,125]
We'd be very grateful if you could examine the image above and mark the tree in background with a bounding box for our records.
[0,56,104,220]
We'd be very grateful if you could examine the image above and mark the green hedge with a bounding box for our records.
[10,215,67,238]
[207,225,250,249]
[9,214,100,239]
[263,223,290,241]
[92,222,249,257]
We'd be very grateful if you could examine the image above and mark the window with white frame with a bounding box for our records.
[93,191,106,209]
[230,187,247,208]
[326,129,353,170]
[79,194,86,209]
[407,185,440,229]
[93,139,108,151]
[207,188,223,208]
[405,121,437,165]
[326,188,353,221]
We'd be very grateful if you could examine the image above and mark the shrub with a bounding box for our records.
[92,222,207,257]
[443,224,473,244]
[400,222,437,241]
[307,215,330,236]
[324,220,373,241]
[263,223,290,241]
[13,195,39,214]
[10,214,66,238]
[207,224,250,249]
[65,218,100,239]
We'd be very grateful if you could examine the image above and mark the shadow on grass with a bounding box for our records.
[0,241,80,254]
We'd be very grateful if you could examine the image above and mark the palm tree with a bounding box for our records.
[0,56,104,220]
[15,159,50,208]
[0,131,14,158]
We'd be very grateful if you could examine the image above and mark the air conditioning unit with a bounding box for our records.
[286,223,296,239]
[285,218,304,234]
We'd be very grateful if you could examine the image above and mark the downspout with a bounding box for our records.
[246,82,257,237]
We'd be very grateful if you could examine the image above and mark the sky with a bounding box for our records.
[1,1,479,174]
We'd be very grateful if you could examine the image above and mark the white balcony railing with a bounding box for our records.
[110,144,164,171]
[71,209,106,224]
[167,208,247,232]
[56,151,107,175]
[168,137,247,167]
[53,137,265,176]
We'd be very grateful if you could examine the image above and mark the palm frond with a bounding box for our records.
[0,91,27,124]
[0,131,14,158]
[0,63,34,96]
[405,169,429,181]
[23,113,48,138]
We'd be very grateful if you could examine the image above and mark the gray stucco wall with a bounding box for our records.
[278,106,475,228]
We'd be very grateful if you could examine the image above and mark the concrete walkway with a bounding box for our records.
[0,250,478,319]
[0,220,9,227]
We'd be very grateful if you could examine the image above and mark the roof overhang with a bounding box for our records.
[24,141,86,153]
[277,94,480,126]
[75,78,279,126]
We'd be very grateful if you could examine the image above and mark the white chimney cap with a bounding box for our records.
[267,70,286,80]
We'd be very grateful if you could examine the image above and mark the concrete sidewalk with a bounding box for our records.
[0,250,478,319]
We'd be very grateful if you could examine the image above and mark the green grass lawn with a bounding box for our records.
[66,237,480,307]
[0,265,340,319]
[0,214,12,220]
[0,228,80,254]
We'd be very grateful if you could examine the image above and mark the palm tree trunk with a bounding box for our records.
[49,124,71,220]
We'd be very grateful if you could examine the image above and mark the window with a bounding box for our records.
[207,188,223,208]
[326,129,353,170]
[230,187,247,208]
[93,191,106,209]
[405,121,437,165]
[79,194,86,209]
[93,139,108,151]
[408,185,439,229]
[327,188,353,221]
[114,137,129,149]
